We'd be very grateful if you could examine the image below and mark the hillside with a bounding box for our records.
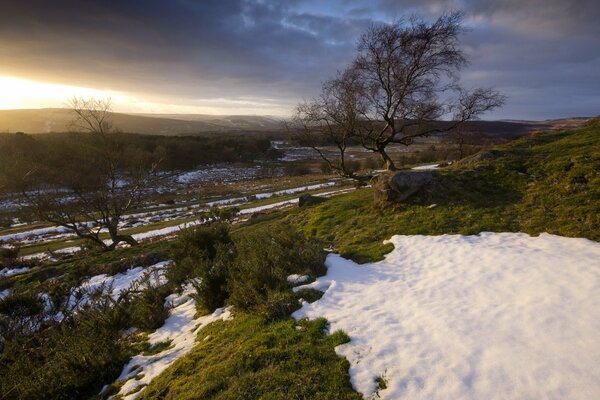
[135,118,600,398]
[0,108,588,137]
[0,118,598,400]
[0,108,284,135]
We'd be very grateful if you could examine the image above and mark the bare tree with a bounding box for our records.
[296,12,505,175]
[293,68,371,179]
[18,97,162,250]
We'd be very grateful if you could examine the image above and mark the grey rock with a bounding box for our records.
[373,171,434,203]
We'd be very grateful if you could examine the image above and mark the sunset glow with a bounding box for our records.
[0,76,123,110]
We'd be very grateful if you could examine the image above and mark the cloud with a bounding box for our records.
[0,0,598,118]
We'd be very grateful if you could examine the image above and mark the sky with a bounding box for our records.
[0,0,598,120]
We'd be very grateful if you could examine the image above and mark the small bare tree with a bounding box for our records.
[18,97,162,250]
[295,12,505,175]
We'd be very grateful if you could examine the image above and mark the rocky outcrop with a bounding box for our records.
[373,171,434,203]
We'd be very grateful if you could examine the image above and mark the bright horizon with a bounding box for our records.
[0,76,292,116]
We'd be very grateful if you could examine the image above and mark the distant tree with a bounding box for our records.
[295,12,505,175]
[15,98,163,250]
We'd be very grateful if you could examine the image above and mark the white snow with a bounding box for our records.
[0,225,70,242]
[113,284,232,400]
[0,266,30,277]
[412,163,439,170]
[254,181,337,199]
[239,198,298,215]
[287,274,310,284]
[293,232,600,400]
[79,261,170,302]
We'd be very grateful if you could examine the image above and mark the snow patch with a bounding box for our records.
[287,274,309,284]
[411,163,439,170]
[0,266,30,277]
[293,232,600,400]
[113,285,232,399]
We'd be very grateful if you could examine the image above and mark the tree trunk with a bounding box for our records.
[379,148,397,171]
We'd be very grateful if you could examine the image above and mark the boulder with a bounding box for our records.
[456,150,496,166]
[298,194,325,207]
[373,171,434,203]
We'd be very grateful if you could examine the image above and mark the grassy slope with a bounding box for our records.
[6,121,598,398]
[139,316,361,400]
[133,119,599,399]
[281,118,600,262]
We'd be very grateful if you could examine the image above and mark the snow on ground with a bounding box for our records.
[287,274,309,284]
[112,285,232,400]
[79,261,170,301]
[15,184,354,259]
[239,199,298,215]
[0,266,30,277]
[254,181,337,199]
[293,232,600,400]
[411,163,439,170]
[0,225,70,242]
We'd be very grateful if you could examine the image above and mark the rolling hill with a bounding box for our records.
[0,108,284,135]
[0,108,589,138]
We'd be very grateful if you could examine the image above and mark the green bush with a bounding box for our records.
[0,297,132,400]
[126,278,171,330]
[189,244,235,312]
[0,246,22,269]
[228,224,325,316]
[169,223,235,311]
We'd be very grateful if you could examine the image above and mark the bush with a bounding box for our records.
[284,163,311,176]
[0,296,131,400]
[169,223,235,311]
[126,276,172,330]
[227,224,325,316]
[189,244,235,312]
[0,247,20,269]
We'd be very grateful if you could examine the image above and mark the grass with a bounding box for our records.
[3,120,598,399]
[274,118,600,262]
[139,314,361,400]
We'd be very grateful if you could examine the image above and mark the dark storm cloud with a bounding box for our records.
[0,0,359,104]
[0,0,598,118]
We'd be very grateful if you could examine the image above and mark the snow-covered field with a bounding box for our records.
[293,232,600,400]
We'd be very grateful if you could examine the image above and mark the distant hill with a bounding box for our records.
[0,108,589,138]
[0,108,284,135]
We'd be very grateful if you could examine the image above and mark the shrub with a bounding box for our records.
[189,244,235,312]
[125,276,172,330]
[169,223,235,311]
[0,246,20,269]
[284,163,311,176]
[228,224,325,316]
[0,296,131,400]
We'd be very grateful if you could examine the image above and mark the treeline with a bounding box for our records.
[0,131,279,173]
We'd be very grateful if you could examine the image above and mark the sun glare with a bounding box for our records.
[0,76,124,110]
